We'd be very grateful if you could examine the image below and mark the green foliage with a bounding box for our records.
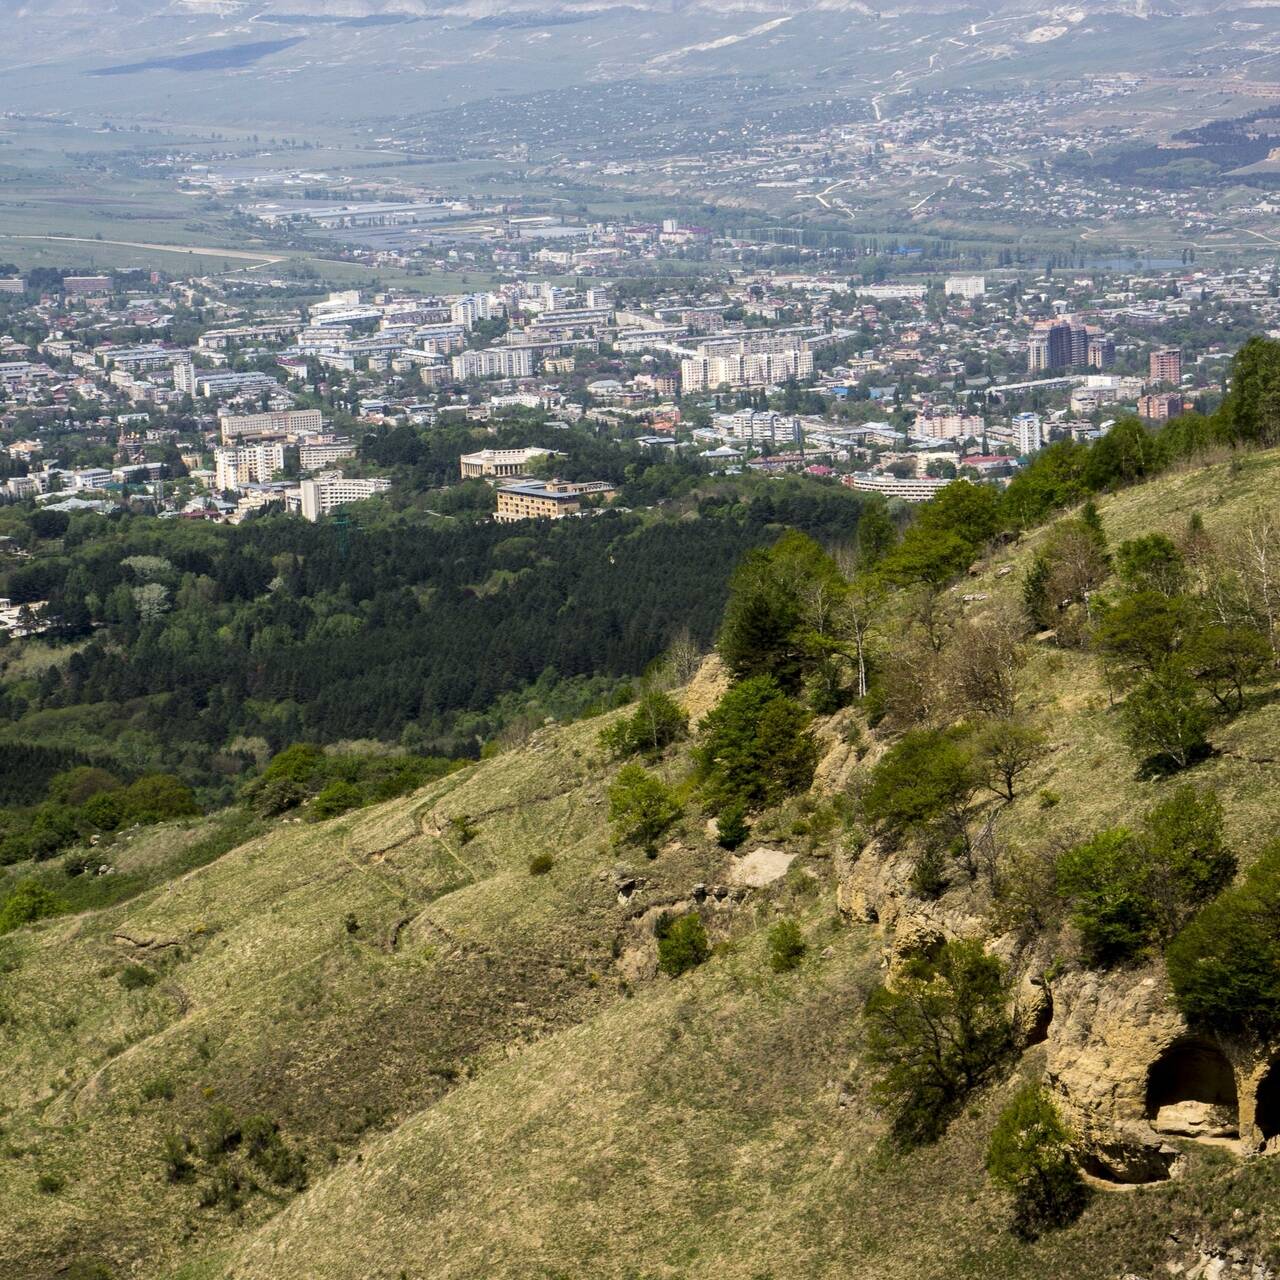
[863,938,1013,1148]
[1120,663,1213,774]
[656,911,709,978]
[163,1133,194,1183]
[309,780,363,821]
[1167,841,1280,1041]
[986,1084,1089,1240]
[598,688,688,760]
[241,1115,307,1190]
[119,774,200,824]
[37,1171,66,1194]
[607,764,681,856]
[767,918,806,973]
[528,852,554,876]
[1021,519,1109,640]
[718,530,847,696]
[1056,830,1156,968]
[118,963,157,991]
[1115,534,1186,597]
[0,880,64,934]
[715,799,749,850]
[695,676,817,813]
[244,745,459,820]
[1056,787,1234,966]
[863,726,980,851]
[449,814,479,844]
[881,481,1001,587]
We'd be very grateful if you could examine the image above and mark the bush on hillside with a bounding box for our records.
[0,880,64,934]
[695,676,818,813]
[1056,786,1234,966]
[1167,841,1280,1041]
[599,688,688,760]
[986,1084,1089,1240]
[607,764,681,857]
[767,918,806,973]
[1120,662,1213,775]
[864,938,1013,1148]
[862,726,981,864]
[656,911,709,978]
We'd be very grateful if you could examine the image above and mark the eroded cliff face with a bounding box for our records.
[834,831,1280,1185]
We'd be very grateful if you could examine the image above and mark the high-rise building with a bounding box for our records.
[1012,412,1043,456]
[1149,348,1182,385]
[220,408,324,442]
[450,347,534,380]
[1088,336,1116,370]
[213,441,285,492]
[1138,392,1182,422]
[1028,321,1075,372]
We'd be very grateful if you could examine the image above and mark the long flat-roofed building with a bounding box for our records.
[494,479,616,522]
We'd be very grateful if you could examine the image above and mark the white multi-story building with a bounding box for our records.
[680,349,813,392]
[192,370,281,399]
[451,347,534,380]
[299,474,392,521]
[459,447,557,480]
[220,409,323,442]
[1012,412,1043,456]
[173,359,196,395]
[944,275,986,299]
[841,473,954,503]
[299,439,356,470]
[450,293,503,330]
[214,442,285,492]
[717,410,802,445]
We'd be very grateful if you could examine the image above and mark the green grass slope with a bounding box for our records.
[6,448,1280,1279]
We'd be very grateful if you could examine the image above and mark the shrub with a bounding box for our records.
[863,726,981,862]
[309,780,363,821]
[1167,841,1280,1041]
[656,911,709,977]
[767,919,806,973]
[987,1084,1089,1239]
[198,1164,244,1211]
[528,852,554,876]
[36,1171,65,1194]
[1055,829,1155,967]
[864,938,1013,1147]
[0,880,64,934]
[118,963,157,991]
[162,1133,194,1183]
[141,1074,174,1102]
[242,1114,307,1190]
[1120,663,1212,774]
[695,676,817,813]
[119,774,200,825]
[608,764,681,857]
[716,799,749,850]
[1057,787,1235,967]
[599,688,688,760]
[199,1104,241,1162]
[449,814,478,845]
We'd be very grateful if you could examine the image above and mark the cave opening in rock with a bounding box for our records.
[1146,1038,1239,1138]
[1256,1059,1280,1141]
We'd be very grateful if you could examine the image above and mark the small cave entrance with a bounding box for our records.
[1146,1038,1239,1139]
[1255,1059,1280,1142]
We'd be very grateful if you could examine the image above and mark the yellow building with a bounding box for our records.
[494,479,616,522]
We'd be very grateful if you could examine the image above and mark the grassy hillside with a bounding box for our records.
[6,449,1280,1279]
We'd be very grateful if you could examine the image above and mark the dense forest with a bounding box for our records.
[0,477,872,804]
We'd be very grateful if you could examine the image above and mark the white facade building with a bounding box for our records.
[299,475,392,521]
